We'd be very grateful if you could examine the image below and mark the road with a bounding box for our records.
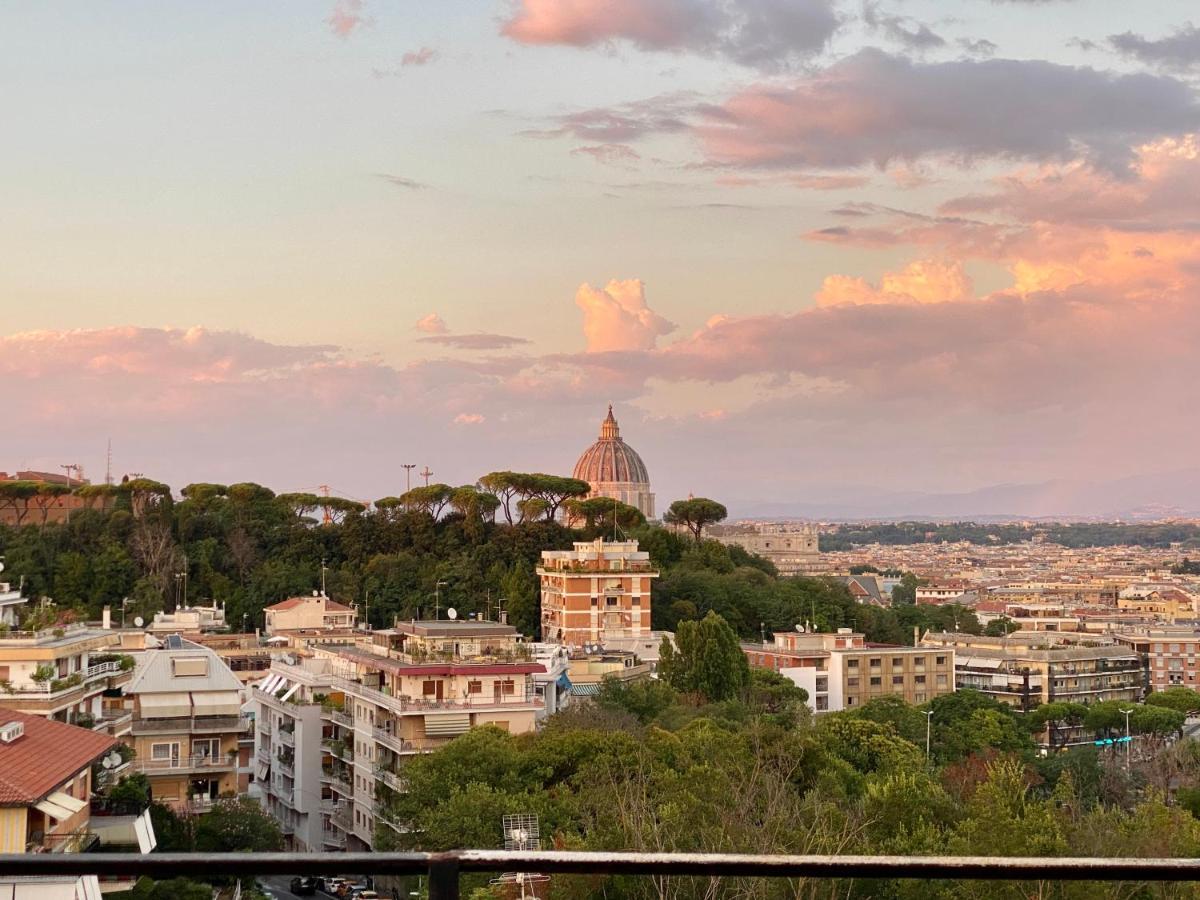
[258,876,310,900]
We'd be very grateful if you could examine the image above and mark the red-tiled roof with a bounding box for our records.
[0,710,116,806]
[265,596,355,613]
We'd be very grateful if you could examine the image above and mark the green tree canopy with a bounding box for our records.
[663,497,728,543]
[659,611,750,702]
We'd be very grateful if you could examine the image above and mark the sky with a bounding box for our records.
[3,0,1200,515]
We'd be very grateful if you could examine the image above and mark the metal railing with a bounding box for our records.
[131,715,249,734]
[6,851,1200,899]
[133,754,238,775]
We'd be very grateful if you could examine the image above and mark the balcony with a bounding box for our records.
[3,661,131,699]
[329,803,353,831]
[131,715,250,735]
[276,755,295,777]
[277,728,295,747]
[133,754,238,776]
[331,676,543,715]
[376,769,406,793]
[373,728,443,756]
[92,711,133,736]
[320,829,346,848]
[322,708,353,729]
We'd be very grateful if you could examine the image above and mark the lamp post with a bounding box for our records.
[1120,707,1134,770]
[924,709,934,761]
[434,581,448,620]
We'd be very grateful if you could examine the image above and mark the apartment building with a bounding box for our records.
[253,657,340,852]
[743,628,955,711]
[920,632,1142,710]
[0,574,27,626]
[307,620,545,850]
[147,603,228,635]
[1116,586,1198,622]
[1111,627,1200,693]
[538,538,658,647]
[125,635,248,812]
[264,594,356,635]
[566,649,652,699]
[0,623,134,735]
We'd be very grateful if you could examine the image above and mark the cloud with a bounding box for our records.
[816,259,973,307]
[862,3,946,52]
[958,37,998,57]
[453,413,486,425]
[571,144,642,167]
[415,313,448,335]
[375,173,426,190]
[1108,24,1200,72]
[420,334,532,350]
[695,49,1200,171]
[501,0,840,69]
[402,46,439,66]
[575,279,676,352]
[524,93,697,143]
[328,0,367,38]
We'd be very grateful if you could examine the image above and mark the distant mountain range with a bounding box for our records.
[731,469,1200,522]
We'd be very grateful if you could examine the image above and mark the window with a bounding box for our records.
[815,677,828,692]
[936,656,947,665]
[914,657,925,668]
[172,657,209,677]
[467,680,482,695]
[847,677,859,687]
[0,666,8,680]
[915,692,926,703]
[869,657,881,667]
[500,680,516,695]
[915,675,926,684]
[192,738,219,758]
[846,696,856,706]
[422,681,437,696]
[892,675,904,685]
[869,677,881,686]
[892,657,904,667]
[936,674,948,686]
[151,742,178,760]
[815,696,828,710]
[846,659,859,669]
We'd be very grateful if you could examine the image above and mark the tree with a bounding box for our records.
[890,572,923,605]
[663,497,728,543]
[192,797,283,852]
[1145,686,1200,714]
[399,483,454,518]
[0,480,39,526]
[984,615,1019,636]
[658,611,749,701]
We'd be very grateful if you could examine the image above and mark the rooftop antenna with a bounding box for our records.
[494,814,549,899]
[402,463,416,493]
[319,484,333,525]
[105,439,113,486]
[420,466,433,487]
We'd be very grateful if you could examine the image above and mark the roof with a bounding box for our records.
[265,595,355,613]
[573,406,650,487]
[392,620,517,638]
[336,647,544,677]
[0,710,116,805]
[126,636,244,694]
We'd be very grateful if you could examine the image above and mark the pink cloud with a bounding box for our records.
[402,46,438,66]
[816,259,973,307]
[575,279,676,352]
[454,413,486,425]
[501,0,839,69]
[570,144,641,167]
[328,0,367,38]
[415,313,447,334]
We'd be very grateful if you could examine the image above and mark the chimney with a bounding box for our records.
[913,625,919,646]
[102,606,111,630]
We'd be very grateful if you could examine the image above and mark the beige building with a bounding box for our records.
[125,635,248,812]
[304,620,545,849]
[744,628,955,711]
[920,631,1142,711]
[264,593,356,635]
[712,523,822,575]
[0,623,134,736]
[565,649,652,699]
[147,603,228,635]
[539,538,658,648]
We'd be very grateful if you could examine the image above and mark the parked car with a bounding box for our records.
[322,877,347,895]
[289,876,316,896]
[352,891,380,900]
[338,883,368,898]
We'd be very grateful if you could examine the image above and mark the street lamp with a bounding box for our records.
[434,581,448,620]
[1120,707,1134,770]
[924,709,934,761]
[121,597,129,629]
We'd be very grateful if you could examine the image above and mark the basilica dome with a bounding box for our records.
[572,406,655,519]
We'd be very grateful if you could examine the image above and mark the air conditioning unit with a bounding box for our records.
[0,722,25,743]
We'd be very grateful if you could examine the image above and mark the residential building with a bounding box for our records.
[1111,627,1200,692]
[124,635,248,812]
[744,628,955,712]
[253,657,339,852]
[264,593,356,635]
[147,603,228,635]
[0,623,134,735]
[0,573,27,626]
[920,632,1142,711]
[565,649,652,700]
[528,643,572,718]
[571,405,655,519]
[0,710,116,858]
[711,523,822,576]
[1116,585,1198,622]
[538,538,658,648]
[309,620,544,850]
[916,579,973,604]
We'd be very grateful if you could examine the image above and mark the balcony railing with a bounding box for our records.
[331,677,542,713]
[131,715,249,734]
[277,729,295,747]
[373,728,443,756]
[3,661,129,696]
[133,754,238,775]
[7,851,1200,900]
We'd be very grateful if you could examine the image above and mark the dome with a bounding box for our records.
[573,406,650,486]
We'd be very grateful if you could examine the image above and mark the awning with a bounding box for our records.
[258,674,282,694]
[35,791,87,822]
[570,683,601,696]
[137,692,192,718]
[191,692,242,717]
[278,683,301,703]
[256,760,271,781]
[134,808,157,853]
[556,673,572,690]
[424,713,470,737]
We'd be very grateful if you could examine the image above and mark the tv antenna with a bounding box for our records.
[492,814,549,899]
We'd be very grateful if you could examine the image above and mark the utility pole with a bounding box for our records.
[924,710,934,761]
[402,464,416,492]
[321,557,328,596]
[420,467,433,487]
[105,439,113,486]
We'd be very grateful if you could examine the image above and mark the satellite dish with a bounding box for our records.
[133,616,144,627]
[0,561,5,573]
[447,608,458,620]
[101,750,122,770]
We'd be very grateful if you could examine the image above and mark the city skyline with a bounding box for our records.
[4,1,1200,514]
